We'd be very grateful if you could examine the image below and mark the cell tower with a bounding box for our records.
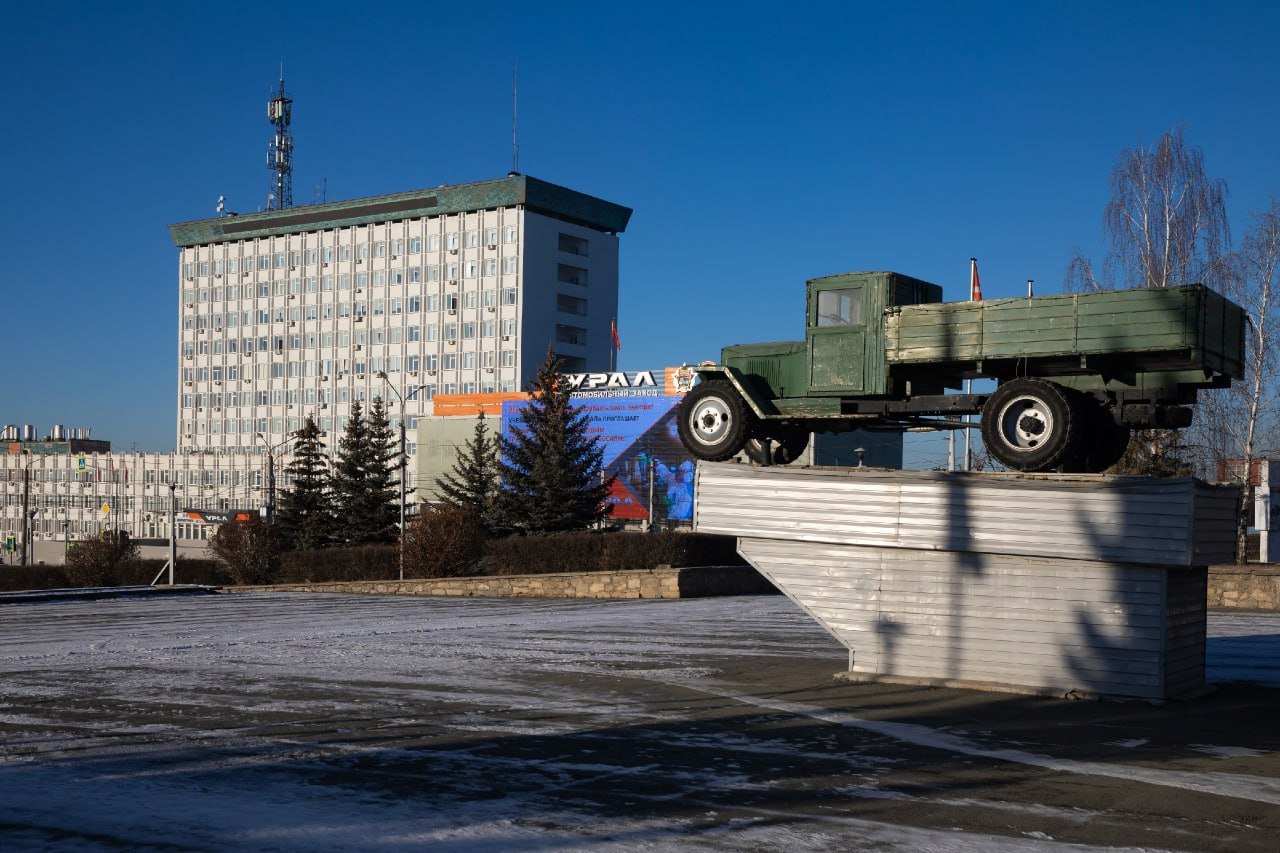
[266,75,293,210]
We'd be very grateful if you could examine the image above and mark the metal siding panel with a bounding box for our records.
[695,463,1232,568]
[741,538,1171,699]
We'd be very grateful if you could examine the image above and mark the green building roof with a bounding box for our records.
[169,174,632,247]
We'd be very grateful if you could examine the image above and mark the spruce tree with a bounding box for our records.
[361,396,402,543]
[274,416,332,550]
[437,411,500,534]
[329,400,368,545]
[330,399,401,546]
[497,349,612,534]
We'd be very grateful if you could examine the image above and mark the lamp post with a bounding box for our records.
[376,372,423,582]
[18,451,37,567]
[255,433,292,524]
[167,482,178,586]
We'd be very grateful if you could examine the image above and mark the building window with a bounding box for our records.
[502,256,517,275]
[502,288,517,305]
[465,261,477,278]
[427,265,439,281]
[409,267,422,283]
[409,236,422,254]
[501,350,516,367]
[463,322,476,339]
[446,233,459,251]
[501,318,516,336]
[558,264,588,286]
[504,225,518,244]
[557,294,588,316]
[482,320,496,337]
[462,352,476,369]
[428,234,440,252]
[465,231,478,248]
[483,258,497,276]
[444,354,458,370]
[484,227,498,247]
[463,291,477,309]
[444,322,458,340]
[556,325,587,346]
[558,233,589,256]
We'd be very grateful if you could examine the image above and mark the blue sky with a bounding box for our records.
[2,1,1277,463]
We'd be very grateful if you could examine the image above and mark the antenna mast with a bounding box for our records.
[511,60,519,174]
[267,72,294,210]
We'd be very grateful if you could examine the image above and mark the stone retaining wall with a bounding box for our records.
[1208,565,1280,610]
[231,565,777,600]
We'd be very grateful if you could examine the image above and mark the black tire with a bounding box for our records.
[980,379,1081,472]
[1063,394,1130,473]
[744,429,810,466]
[677,380,753,462]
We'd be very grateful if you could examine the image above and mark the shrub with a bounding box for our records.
[209,518,285,585]
[277,544,397,583]
[402,505,487,579]
[65,533,141,587]
[0,565,70,592]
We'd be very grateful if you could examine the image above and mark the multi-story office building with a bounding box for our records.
[168,174,632,456]
[1,175,631,564]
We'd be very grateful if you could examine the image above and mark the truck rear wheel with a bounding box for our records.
[1063,394,1131,473]
[744,430,810,466]
[678,380,753,462]
[981,379,1080,472]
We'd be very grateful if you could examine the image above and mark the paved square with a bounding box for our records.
[2,592,1279,850]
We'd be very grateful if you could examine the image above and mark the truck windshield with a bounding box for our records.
[816,287,861,326]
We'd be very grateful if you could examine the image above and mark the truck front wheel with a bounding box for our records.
[678,380,753,462]
[981,379,1080,472]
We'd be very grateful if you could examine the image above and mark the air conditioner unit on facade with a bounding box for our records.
[288,294,295,300]
[447,340,456,345]
[428,369,437,375]
[242,271,250,277]
[323,262,329,268]
[448,309,456,315]
[355,288,363,293]
[185,303,194,308]
[450,248,458,255]
[215,380,222,386]
[501,335,510,341]
[487,306,495,313]
[357,374,365,379]
[215,273,222,278]
[486,243,497,250]
[186,276,194,282]
[355,316,364,322]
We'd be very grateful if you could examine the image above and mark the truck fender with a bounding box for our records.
[693,365,778,419]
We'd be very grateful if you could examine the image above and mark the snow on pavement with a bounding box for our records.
[0,593,1277,851]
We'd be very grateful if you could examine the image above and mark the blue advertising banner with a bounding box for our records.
[500,393,695,523]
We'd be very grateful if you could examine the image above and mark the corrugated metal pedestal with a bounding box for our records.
[693,463,1239,701]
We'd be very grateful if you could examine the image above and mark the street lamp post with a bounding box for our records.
[376,372,422,582]
[255,433,290,524]
[168,482,178,586]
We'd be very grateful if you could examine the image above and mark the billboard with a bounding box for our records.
[498,369,696,523]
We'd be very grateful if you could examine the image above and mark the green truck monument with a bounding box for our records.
[677,271,1246,473]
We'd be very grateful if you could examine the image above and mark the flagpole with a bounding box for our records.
[965,258,980,471]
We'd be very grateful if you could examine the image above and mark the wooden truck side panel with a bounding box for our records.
[884,285,1245,383]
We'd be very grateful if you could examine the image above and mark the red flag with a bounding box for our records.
[611,318,621,350]
[970,257,982,301]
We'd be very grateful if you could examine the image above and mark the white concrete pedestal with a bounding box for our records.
[693,463,1239,701]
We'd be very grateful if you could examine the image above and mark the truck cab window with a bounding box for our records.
[817,287,861,326]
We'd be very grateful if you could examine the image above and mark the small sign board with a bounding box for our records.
[182,509,256,524]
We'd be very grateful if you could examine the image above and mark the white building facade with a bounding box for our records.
[170,174,631,457]
[2,175,630,564]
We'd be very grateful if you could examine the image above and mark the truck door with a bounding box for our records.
[808,283,866,392]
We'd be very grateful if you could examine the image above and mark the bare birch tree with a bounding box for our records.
[1207,202,1280,555]
[1065,128,1230,293]
[1063,129,1231,476]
